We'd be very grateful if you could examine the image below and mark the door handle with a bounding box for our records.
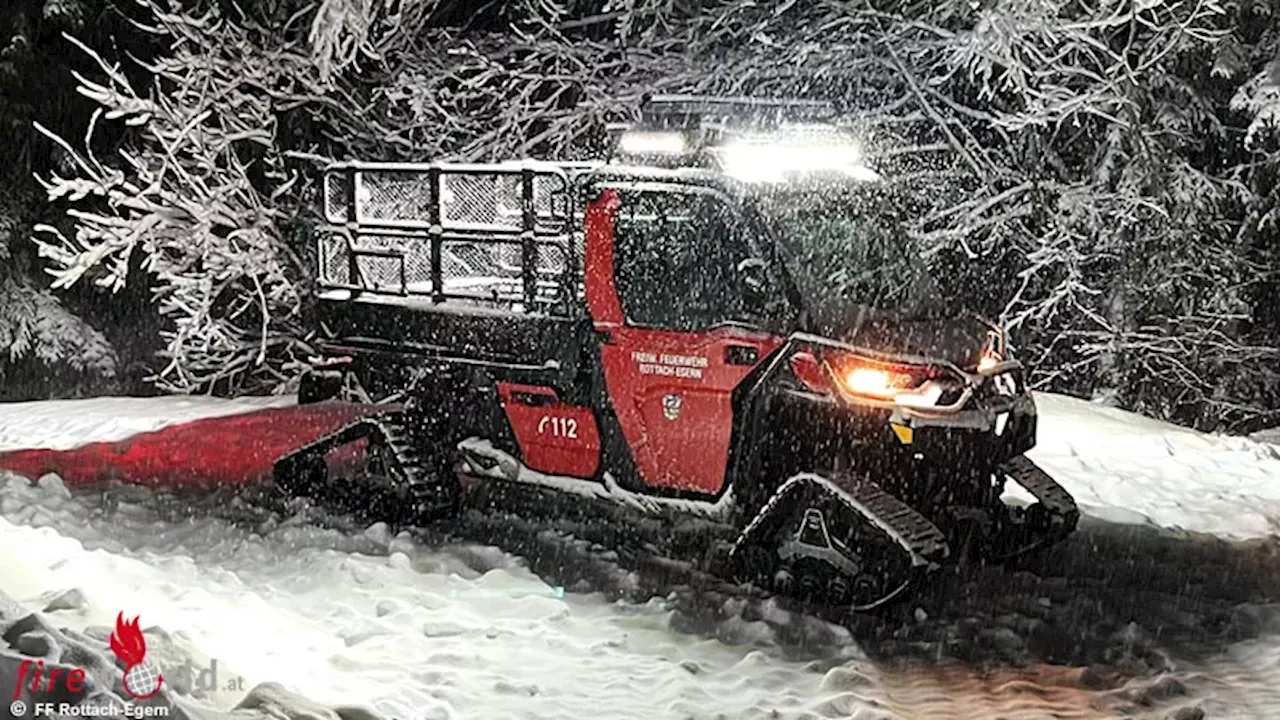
[725,344,760,366]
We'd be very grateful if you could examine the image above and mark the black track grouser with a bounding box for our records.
[274,96,1079,610]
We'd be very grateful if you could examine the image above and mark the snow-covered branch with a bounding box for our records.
[31,5,318,394]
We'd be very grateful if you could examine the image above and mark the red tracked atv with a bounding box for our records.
[275,96,1078,610]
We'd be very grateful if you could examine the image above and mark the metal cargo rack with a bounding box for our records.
[318,161,598,317]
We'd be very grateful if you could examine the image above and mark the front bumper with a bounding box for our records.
[734,333,1041,496]
[771,384,1038,472]
[882,390,1038,468]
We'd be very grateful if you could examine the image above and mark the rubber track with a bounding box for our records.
[274,416,387,461]
[736,474,950,570]
[1000,454,1080,532]
[840,480,951,568]
[728,474,951,610]
[275,412,455,517]
[371,414,455,516]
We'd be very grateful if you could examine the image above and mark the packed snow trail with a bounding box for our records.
[1,393,1280,718]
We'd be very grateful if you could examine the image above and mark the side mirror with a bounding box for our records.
[736,257,768,293]
[735,257,773,316]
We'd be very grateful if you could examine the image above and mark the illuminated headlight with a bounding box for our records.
[618,131,687,155]
[843,367,916,398]
[835,361,948,409]
[718,132,880,183]
[790,350,956,409]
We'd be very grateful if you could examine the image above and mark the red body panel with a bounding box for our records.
[584,188,626,325]
[583,191,782,495]
[497,382,602,478]
[598,327,781,493]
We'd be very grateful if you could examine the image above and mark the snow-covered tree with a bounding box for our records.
[0,0,121,398]
[947,0,1280,428]
[31,4,321,394]
[13,0,1279,430]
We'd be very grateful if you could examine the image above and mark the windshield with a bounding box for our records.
[751,183,945,320]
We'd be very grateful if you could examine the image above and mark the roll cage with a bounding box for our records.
[316,161,810,326]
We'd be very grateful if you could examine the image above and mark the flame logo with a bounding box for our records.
[109,613,163,700]
[109,613,147,666]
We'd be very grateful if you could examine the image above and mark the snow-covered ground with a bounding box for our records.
[0,395,294,453]
[2,475,856,720]
[1021,393,1280,539]
[1,392,1278,719]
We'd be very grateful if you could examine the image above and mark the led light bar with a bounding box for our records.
[617,131,688,155]
[716,127,881,183]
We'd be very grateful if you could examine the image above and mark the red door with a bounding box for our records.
[585,186,783,495]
